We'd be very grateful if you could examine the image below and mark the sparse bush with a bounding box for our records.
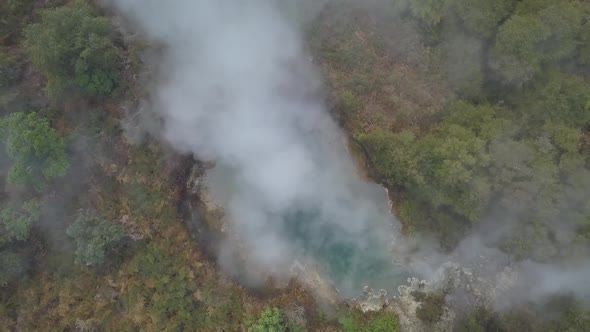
[340,310,400,332]
[0,112,69,191]
[66,209,124,266]
[341,91,362,114]
[346,74,375,95]
[0,50,24,91]
[414,292,446,324]
[0,0,35,43]
[126,244,201,330]
[24,0,121,98]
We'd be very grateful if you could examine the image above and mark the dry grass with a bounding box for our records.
[309,5,450,136]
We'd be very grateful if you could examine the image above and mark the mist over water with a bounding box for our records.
[206,164,410,295]
[109,0,408,296]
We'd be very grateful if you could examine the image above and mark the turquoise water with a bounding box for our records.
[284,208,410,296]
[206,164,410,297]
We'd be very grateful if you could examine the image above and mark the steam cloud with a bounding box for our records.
[109,0,404,295]
[108,0,590,308]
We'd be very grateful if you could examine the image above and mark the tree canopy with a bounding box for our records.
[250,307,287,332]
[0,199,40,244]
[66,209,124,267]
[24,0,121,98]
[0,112,69,192]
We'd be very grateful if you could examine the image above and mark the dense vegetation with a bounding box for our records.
[327,0,590,256]
[0,1,395,330]
[455,296,590,332]
[1,0,588,330]
[311,0,589,330]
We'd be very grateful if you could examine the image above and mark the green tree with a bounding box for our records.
[250,307,287,332]
[491,15,549,84]
[543,122,581,155]
[491,2,584,84]
[417,124,491,221]
[24,0,121,98]
[66,209,124,266]
[406,103,500,221]
[534,3,584,61]
[0,200,40,243]
[514,70,590,129]
[360,102,507,246]
[357,129,421,186]
[0,112,69,192]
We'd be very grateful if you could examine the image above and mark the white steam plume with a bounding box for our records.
[109,0,405,295]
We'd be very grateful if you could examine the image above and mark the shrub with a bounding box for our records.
[340,310,400,332]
